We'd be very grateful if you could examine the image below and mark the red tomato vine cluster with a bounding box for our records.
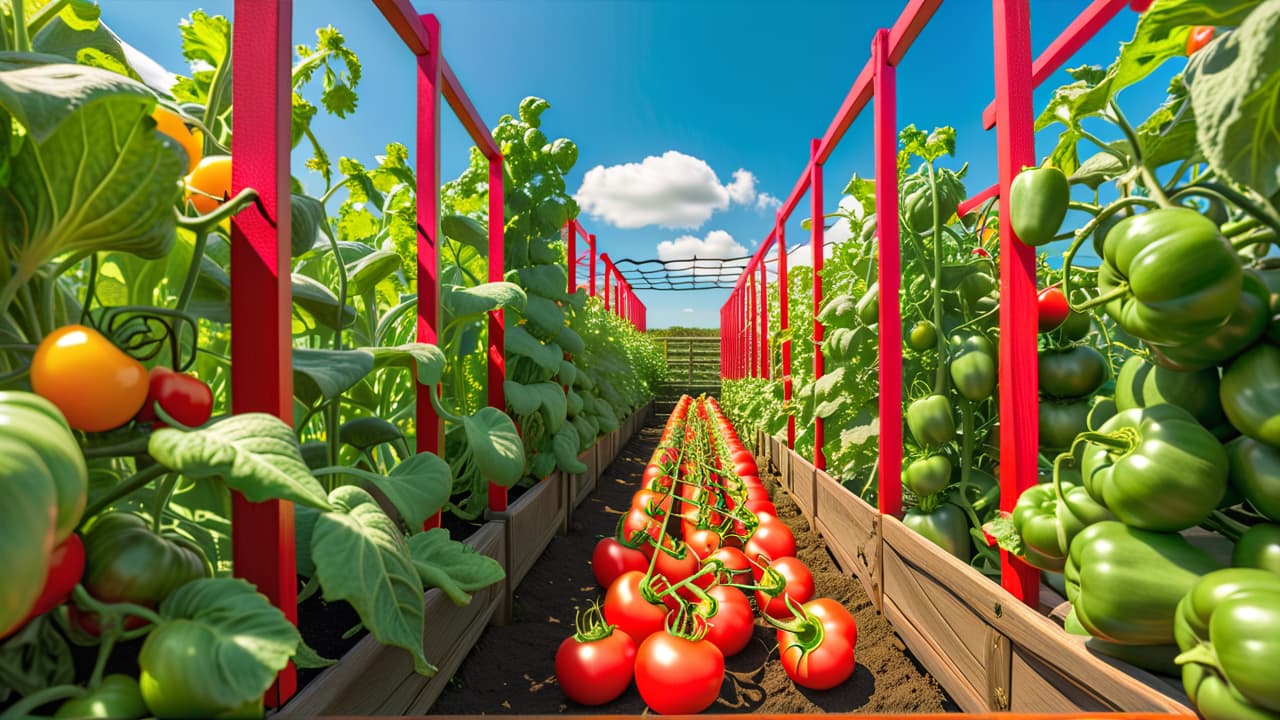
[556,395,859,712]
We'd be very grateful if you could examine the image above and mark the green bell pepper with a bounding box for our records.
[1220,343,1280,446]
[1063,608,1181,676]
[1066,521,1221,646]
[856,282,880,326]
[950,335,996,402]
[1174,568,1280,720]
[1115,354,1225,429]
[1009,166,1069,247]
[907,394,955,448]
[1080,404,1227,532]
[1149,270,1270,372]
[1226,436,1280,521]
[1097,207,1243,346]
[1014,455,1114,573]
[1232,524,1280,575]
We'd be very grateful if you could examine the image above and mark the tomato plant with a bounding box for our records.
[30,325,149,433]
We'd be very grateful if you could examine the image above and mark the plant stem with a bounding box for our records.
[925,162,946,395]
[0,685,83,720]
[11,0,29,52]
[1109,99,1174,208]
[150,473,179,534]
[80,463,168,522]
[175,227,209,314]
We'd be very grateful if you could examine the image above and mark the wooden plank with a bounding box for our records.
[278,523,504,716]
[987,626,1013,711]
[493,474,566,590]
[572,448,597,508]
[789,455,817,521]
[813,469,881,607]
[1011,646,1117,713]
[883,595,988,713]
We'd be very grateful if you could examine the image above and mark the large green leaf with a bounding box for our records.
[339,416,407,456]
[443,282,526,322]
[503,381,539,416]
[529,381,567,433]
[553,424,588,474]
[364,343,445,387]
[149,414,332,511]
[312,486,433,676]
[1186,0,1280,197]
[0,61,181,292]
[141,579,300,712]
[462,407,524,488]
[335,452,451,532]
[292,274,356,329]
[513,264,568,301]
[506,325,561,373]
[346,249,401,295]
[293,348,375,406]
[556,326,585,356]
[291,193,328,257]
[523,295,565,340]
[407,529,505,606]
[441,213,487,252]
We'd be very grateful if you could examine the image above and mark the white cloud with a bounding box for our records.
[656,230,749,281]
[682,308,696,313]
[764,196,860,269]
[575,152,776,229]
[756,192,781,211]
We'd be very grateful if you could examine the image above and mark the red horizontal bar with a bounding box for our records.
[981,0,1130,129]
[441,56,501,160]
[886,0,945,65]
[957,181,999,217]
[815,59,875,164]
[371,0,431,54]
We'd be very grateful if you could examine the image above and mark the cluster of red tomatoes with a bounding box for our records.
[555,396,858,713]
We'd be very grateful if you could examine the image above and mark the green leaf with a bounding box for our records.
[553,423,588,473]
[343,452,451,532]
[441,214,488,252]
[407,529,505,606]
[346,249,401,295]
[530,381,567,433]
[443,282,526,322]
[339,416,406,455]
[503,381,539,416]
[292,639,337,670]
[557,359,577,387]
[556,325,585,356]
[982,515,1025,557]
[32,2,140,81]
[293,348,375,406]
[1070,147,1128,188]
[142,579,300,711]
[149,414,332,511]
[365,343,445,387]
[813,366,848,398]
[506,325,562,373]
[292,274,356,329]
[295,505,319,577]
[530,451,556,480]
[312,486,433,676]
[462,407,524,488]
[1186,0,1280,197]
[513,264,568,301]
[291,193,328,257]
[523,295,565,341]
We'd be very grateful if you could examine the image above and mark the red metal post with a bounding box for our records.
[748,270,757,378]
[230,0,297,705]
[566,220,576,294]
[602,253,612,311]
[873,29,904,518]
[415,15,445,531]
[810,139,825,470]
[778,213,794,449]
[589,234,597,297]
[487,155,507,513]
[759,257,769,380]
[993,0,1040,607]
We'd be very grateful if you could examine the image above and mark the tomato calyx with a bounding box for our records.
[571,601,618,644]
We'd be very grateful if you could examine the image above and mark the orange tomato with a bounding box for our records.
[151,106,202,172]
[185,155,232,215]
[30,325,148,432]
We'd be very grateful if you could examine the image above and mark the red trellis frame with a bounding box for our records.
[565,218,647,330]
[231,0,515,705]
[719,0,1147,610]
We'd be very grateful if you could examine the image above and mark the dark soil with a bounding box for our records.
[431,422,954,714]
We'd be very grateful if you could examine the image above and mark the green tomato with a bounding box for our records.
[1258,268,1280,344]
[1233,524,1280,575]
[1056,308,1093,343]
[1066,521,1221,646]
[1012,482,1070,572]
[1175,569,1280,719]
[901,165,965,235]
[1038,345,1108,399]
[1090,209,1125,259]
[1220,343,1280,446]
[1227,436,1280,521]
[1098,208,1242,346]
[855,282,879,326]
[905,455,951,497]
[950,335,996,402]
[0,437,57,637]
[83,513,212,609]
[906,394,955,448]
[903,504,970,561]
[1149,270,1270,372]
[1080,404,1227,532]
[55,675,148,719]
[1114,354,1224,428]
[140,622,266,718]
[958,272,997,312]
[908,320,937,352]
[1009,167,1069,247]
[1038,397,1092,453]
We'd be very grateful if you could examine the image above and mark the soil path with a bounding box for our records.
[431,422,953,714]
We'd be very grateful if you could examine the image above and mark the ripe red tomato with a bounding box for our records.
[745,499,778,518]
[698,585,754,658]
[631,489,672,517]
[685,528,722,559]
[621,507,664,548]
[652,543,699,585]
[592,538,648,590]
[1037,286,1070,333]
[803,598,858,648]
[972,247,991,258]
[136,367,214,428]
[746,485,771,504]
[1,534,85,638]
[744,516,796,566]
[603,571,669,645]
[1186,25,1214,55]
[755,556,815,620]
[634,630,725,714]
[556,624,637,705]
[779,626,855,690]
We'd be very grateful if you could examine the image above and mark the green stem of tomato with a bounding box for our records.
[925,162,946,396]
[1204,510,1247,544]
[174,187,260,231]
[1076,127,1129,165]
[11,0,29,52]
[0,685,84,720]
[1109,100,1175,209]
[174,227,209,315]
[150,473,179,534]
[80,463,169,523]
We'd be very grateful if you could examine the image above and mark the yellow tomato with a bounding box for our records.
[184,155,233,215]
[151,106,202,172]
[30,325,148,432]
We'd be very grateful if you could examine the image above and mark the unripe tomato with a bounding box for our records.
[151,106,202,172]
[31,325,148,432]
[185,155,232,214]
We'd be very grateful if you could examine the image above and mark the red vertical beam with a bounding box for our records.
[810,139,826,470]
[589,234,597,297]
[993,0,1040,607]
[759,257,769,380]
[778,213,794,449]
[873,29,904,518]
[487,155,507,513]
[230,0,296,705]
[748,271,757,378]
[602,253,612,311]
[566,220,576,294]
[416,15,444,531]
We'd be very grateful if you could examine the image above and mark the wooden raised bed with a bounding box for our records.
[279,403,651,717]
[763,438,1194,717]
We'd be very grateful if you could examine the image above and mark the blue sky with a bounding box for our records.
[109,0,1175,329]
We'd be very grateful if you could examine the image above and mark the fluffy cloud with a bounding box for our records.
[764,196,860,268]
[575,152,774,229]
[756,192,781,210]
[682,308,696,313]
